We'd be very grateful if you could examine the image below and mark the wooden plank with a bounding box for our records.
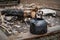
[16,25,60,40]
[23,31,60,40]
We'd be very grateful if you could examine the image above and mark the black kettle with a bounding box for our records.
[30,11,47,35]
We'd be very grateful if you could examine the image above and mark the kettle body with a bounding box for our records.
[30,18,47,35]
